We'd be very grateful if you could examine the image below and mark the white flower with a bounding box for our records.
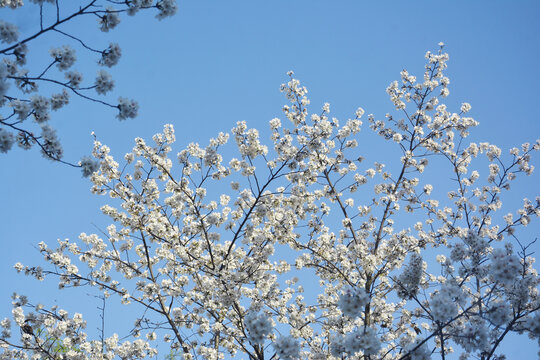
[244,312,272,344]
[0,128,14,153]
[65,71,83,88]
[51,89,70,110]
[10,99,30,120]
[40,124,63,159]
[273,336,300,360]
[344,327,380,356]
[0,62,9,98]
[405,339,431,360]
[100,43,122,67]
[0,20,18,44]
[99,8,121,32]
[524,313,540,338]
[430,282,463,322]
[454,322,489,353]
[329,334,347,357]
[490,248,521,284]
[337,287,369,318]
[80,156,99,177]
[461,102,472,113]
[487,301,511,326]
[117,97,139,120]
[156,0,178,19]
[396,253,423,299]
[50,45,77,70]
[30,95,50,123]
[95,70,114,94]
[1,0,24,9]
[12,307,24,326]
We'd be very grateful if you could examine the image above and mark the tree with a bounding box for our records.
[0,0,177,175]
[1,45,539,360]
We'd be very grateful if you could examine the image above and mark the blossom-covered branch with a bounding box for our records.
[0,0,177,175]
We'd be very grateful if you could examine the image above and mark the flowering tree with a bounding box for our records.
[0,0,177,175]
[1,46,539,360]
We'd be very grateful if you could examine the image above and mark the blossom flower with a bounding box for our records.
[523,313,540,338]
[461,102,472,113]
[244,312,272,344]
[490,248,521,284]
[430,281,463,322]
[344,327,381,356]
[405,339,431,360]
[396,253,423,299]
[337,287,369,318]
[329,334,347,357]
[79,156,100,178]
[0,128,14,153]
[50,89,70,110]
[453,321,489,353]
[0,62,9,99]
[40,124,63,159]
[0,0,23,9]
[273,336,300,360]
[99,8,121,32]
[65,71,83,88]
[30,95,50,123]
[10,99,30,120]
[463,231,489,254]
[487,301,511,326]
[156,0,178,19]
[0,20,18,44]
[100,43,122,67]
[50,45,77,70]
[117,97,139,120]
[95,70,114,94]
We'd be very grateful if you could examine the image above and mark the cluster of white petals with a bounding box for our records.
[490,247,522,284]
[244,312,273,344]
[344,327,381,356]
[396,253,424,299]
[337,287,369,318]
[0,20,18,44]
[273,336,300,360]
[50,45,77,70]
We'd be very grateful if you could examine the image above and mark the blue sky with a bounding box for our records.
[1,0,539,358]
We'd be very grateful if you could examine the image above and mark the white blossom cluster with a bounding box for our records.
[0,20,18,44]
[50,45,76,70]
[452,321,489,353]
[396,253,424,299]
[0,0,23,9]
[2,46,539,360]
[337,287,369,318]
[430,281,464,322]
[343,327,381,356]
[405,339,431,360]
[490,247,522,284]
[99,8,121,32]
[244,312,273,344]
[272,336,300,360]
[0,0,177,173]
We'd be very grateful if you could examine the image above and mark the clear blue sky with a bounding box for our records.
[1,1,539,358]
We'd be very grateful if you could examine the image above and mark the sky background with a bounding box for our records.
[1,0,540,358]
